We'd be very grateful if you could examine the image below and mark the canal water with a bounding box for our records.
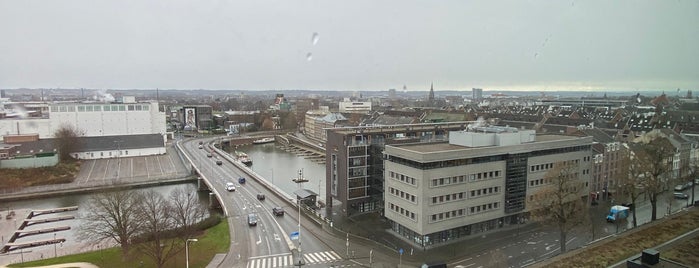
[229,142,326,202]
[1,141,321,264]
[1,183,207,264]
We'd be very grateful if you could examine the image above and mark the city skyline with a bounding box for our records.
[1,1,698,91]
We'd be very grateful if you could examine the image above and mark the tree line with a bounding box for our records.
[78,188,211,268]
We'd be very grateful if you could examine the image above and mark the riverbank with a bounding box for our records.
[0,143,193,202]
[0,176,197,202]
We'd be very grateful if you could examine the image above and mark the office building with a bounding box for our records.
[383,126,592,247]
[325,121,476,217]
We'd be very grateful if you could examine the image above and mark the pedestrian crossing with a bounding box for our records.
[247,251,342,268]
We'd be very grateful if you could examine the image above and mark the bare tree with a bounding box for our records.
[261,117,275,131]
[169,187,207,240]
[530,161,587,253]
[78,190,144,259]
[680,154,699,206]
[616,144,645,228]
[629,137,674,221]
[53,123,84,161]
[134,190,181,268]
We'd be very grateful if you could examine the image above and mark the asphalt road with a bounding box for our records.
[180,138,345,268]
[181,137,699,268]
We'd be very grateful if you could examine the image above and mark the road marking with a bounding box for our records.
[103,159,110,179]
[274,233,280,241]
[167,150,177,173]
[452,257,473,264]
[145,157,150,178]
[84,160,96,184]
[156,155,164,174]
[256,236,262,245]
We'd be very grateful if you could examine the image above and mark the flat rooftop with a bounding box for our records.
[393,134,581,154]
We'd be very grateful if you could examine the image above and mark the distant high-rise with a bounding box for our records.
[0,89,5,98]
[428,83,435,106]
[472,88,483,100]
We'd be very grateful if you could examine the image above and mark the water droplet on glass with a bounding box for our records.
[311,32,319,46]
[534,53,539,59]
[306,52,313,61]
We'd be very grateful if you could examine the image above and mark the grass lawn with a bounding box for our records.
[541,208,699,267]
[0,160,80,190]
[9,220,230,268]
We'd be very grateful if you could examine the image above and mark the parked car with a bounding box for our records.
[216,160,222,165]
[674,184,685,191]
[198,145,203,149]
[674,192,689,199]
[685,181,693,189]
[272,207,284,216]
[247,214,258,226]
[226,182,236,192]
[621,202,634,210]
[207,153,212,158]
[257,194,265,200]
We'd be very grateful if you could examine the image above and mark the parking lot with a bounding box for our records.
[74,144,189,185]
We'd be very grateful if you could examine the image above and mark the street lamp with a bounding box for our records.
[186,238,198,268]
[293,169,308,266]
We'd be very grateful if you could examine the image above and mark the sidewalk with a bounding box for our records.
[307,210,542,267]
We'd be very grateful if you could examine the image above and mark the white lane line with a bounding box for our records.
[156,155,164,175]
[167,151,177,174]
[328,251,341,259]
[103,159,110,179]
[83,160,96,184]
[145,157,150,178]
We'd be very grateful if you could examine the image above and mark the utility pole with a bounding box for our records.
[293,169,308,266]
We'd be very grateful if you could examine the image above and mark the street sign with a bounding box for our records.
[399,248,404,255]
[290,231,299,240]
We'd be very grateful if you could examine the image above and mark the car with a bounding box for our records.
[207,153,212,158]
[685,181,693,189]
[198,145,203,149]
[621,202,634,210]
[247,214,258,226]
[199,141,203,145]
[257,194,265,200]
[674,184,685,191]
[272,207,284,216]
[216,160,222,165]
[226,182,236,192]
[674,192,689,199]
[238,177,246,184]
[695,178,699,185]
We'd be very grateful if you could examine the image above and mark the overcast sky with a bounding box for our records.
[1,0,697,92]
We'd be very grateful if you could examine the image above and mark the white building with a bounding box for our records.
[339,99,371,113]
[0,100,165,138]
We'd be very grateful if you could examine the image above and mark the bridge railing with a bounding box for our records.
[174,140,228,217]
